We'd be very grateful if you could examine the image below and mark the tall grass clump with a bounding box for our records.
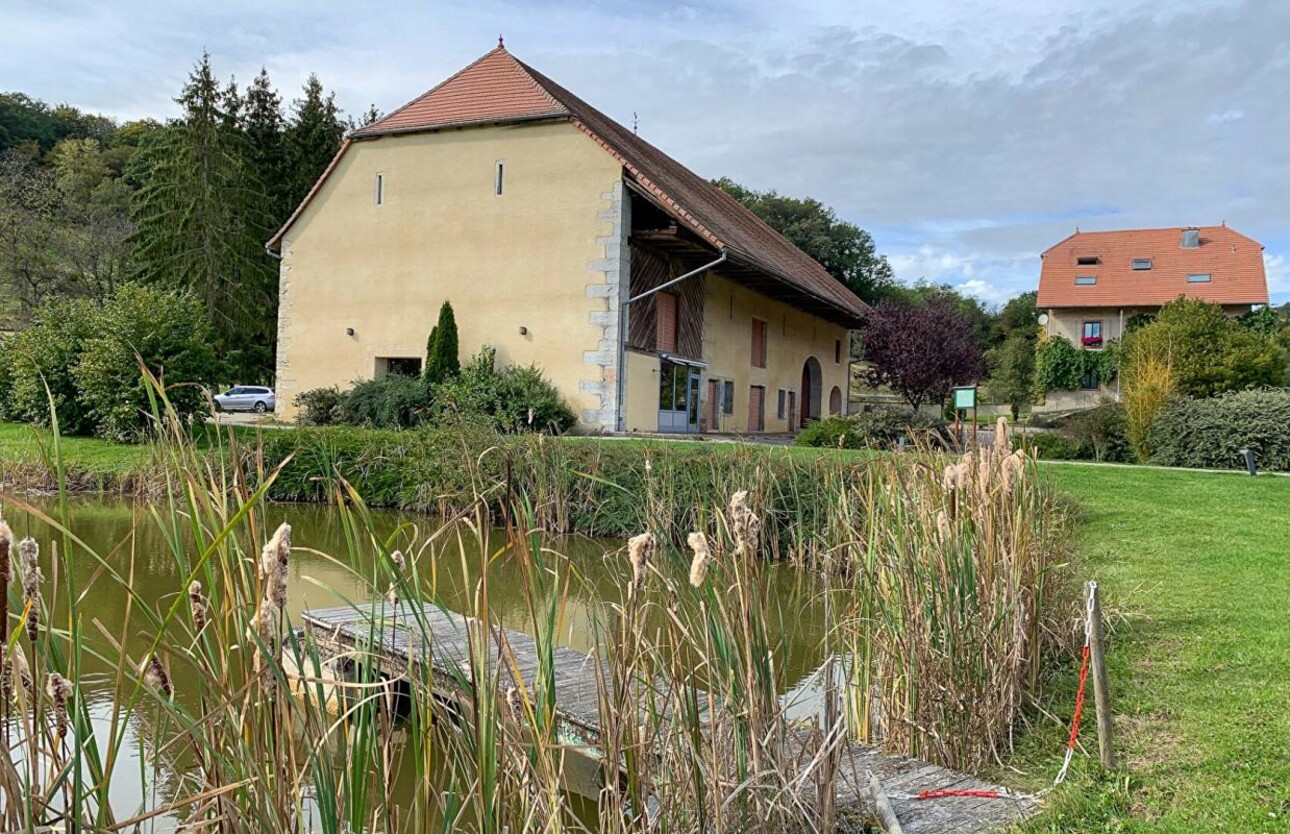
[1122,338,1176,460]
[837,432,1074,771]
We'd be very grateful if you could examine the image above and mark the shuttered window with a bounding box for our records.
[656,293,678,352]
[748,386,765,432]
[751,319,767,368]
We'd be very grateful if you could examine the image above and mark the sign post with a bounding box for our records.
[952,386,978,451]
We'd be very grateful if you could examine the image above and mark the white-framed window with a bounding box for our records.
[1188,273,1212,283]
[1132,258,1152,270]
[375,173,384,206]
[1075,275,1097,286]
[494,160,505,196]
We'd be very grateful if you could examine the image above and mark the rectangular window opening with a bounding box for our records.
[777,389,787,419]
[375,173,384,206]
[1187,273,1212,283]
[1132,258,1152,270]
[751,319,767,368]
[722,380,734,414]
[494,161,505,196]
[1076,255,1100,266]
[1075,275,1097,286]
[1082,320,1103,348]
[834,338,843,364]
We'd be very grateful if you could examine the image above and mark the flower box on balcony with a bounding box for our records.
[1081,336,1103,348]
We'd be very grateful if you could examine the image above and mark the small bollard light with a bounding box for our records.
[1238,448,1258,476]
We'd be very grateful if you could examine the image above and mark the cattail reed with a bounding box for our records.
[626,532,653,594]
[46,672,72,741]
[17,537,40,644]
[686,531,711,588]
[141,655,173,699]
[260,522,291,610]
[729,490,761,557]
[387,549,405,606]
[188,580,208,635]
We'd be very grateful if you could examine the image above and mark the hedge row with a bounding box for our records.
[1148,388,1290,471]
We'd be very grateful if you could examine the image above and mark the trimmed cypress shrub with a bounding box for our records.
[424,301,460,384]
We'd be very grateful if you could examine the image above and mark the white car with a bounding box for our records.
[213,386,276,414]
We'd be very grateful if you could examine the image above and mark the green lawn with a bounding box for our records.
[0,421,148,478]
[1015,464,1290,832]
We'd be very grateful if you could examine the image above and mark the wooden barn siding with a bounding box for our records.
[627,242,705,359]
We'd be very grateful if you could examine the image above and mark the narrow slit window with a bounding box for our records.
[494,161,505,196]
[1075,275,1097,286]
[1076,256,1100,266]
[375,173,384,206]
[777,389,787,419]
[1187,273,1212,283]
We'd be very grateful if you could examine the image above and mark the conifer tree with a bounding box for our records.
[424,301,460,384]
[129,52,277,382]
[285,74,344,211]
[244,68,288,222]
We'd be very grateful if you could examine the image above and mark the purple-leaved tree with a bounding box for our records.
[861,299,983,410]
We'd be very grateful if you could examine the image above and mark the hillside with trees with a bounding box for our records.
[0,56,371,383]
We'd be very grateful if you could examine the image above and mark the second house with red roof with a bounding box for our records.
[1036,224,1269,411]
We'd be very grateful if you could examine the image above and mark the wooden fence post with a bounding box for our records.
[1088,580,1116,769]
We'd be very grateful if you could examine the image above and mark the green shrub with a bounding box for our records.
[293,386,345,426]
[73,285,218,441]
[338,376,431,430]
[0,334,13,422]
[1065,403,1133,463]
[795,407,947,450]
[1147,389,1290,471]
[430,346,575,434]
[1020,431,1087,461]
[3,296,98,434]
[1126,298,1287,397]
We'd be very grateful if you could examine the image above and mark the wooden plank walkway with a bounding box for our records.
[301,601,1037,833]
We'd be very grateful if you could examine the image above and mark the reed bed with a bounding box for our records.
[0,378,1074,831]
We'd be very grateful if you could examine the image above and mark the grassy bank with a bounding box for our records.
[1014,465,1290,832]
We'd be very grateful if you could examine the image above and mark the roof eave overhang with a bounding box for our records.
[349,112,570,140]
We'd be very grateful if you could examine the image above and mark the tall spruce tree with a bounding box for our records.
[244,68,289,223]
[285,74,345,211]
[129,53,277,382]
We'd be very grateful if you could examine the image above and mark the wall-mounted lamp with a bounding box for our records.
[518,326,529,336]
[345,327,355,337]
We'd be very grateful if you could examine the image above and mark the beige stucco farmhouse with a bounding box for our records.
[268,43,867,433]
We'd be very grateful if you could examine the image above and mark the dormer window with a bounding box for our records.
[1075,275,1097,286]
[1181,229,1200,248]
[1076,256,1100,266]
[1132,258,1152,270]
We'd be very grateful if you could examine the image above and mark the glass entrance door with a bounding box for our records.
[658,360,700,433]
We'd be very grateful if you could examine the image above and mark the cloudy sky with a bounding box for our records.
[5,0,1288,306]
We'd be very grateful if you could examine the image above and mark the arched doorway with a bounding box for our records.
[800,356,822,425]
[829,386,842,415]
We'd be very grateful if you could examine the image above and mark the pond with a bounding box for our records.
[1,495,832,829]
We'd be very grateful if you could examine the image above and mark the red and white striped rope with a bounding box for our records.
[1053,580,1098,786]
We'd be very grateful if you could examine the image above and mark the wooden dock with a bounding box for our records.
[301,601,1038,833]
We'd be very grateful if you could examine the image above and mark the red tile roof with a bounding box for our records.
[1037,225,1268,309]
[273,45,867,322]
